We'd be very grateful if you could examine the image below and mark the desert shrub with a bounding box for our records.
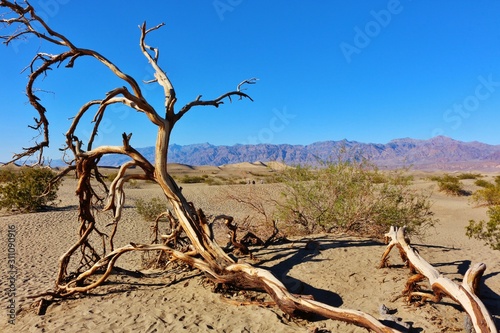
[368,171,388,184]
[472,179,500,206]
[180,175,206,184]
[272,165,316,183]
[106,172,119,182]
[0,169,17,183]
[204,177,224,186]
[428,175,441,182]
[466,205,500,250]
[387,171,414,186]
[0,167,61,212]
[275,160,436,237]
[136,197,168,221]
[466,176,500,250]
[126,179,141,189]
[457,172,482,180]
[475,179,494,188]
[433,174,469,196]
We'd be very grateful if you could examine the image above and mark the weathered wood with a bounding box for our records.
[1,2,404,331]
[63,242,402,333]
[381,226,497,333]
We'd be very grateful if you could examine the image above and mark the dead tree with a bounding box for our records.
[0,1,402,331]
[380,226,496,333]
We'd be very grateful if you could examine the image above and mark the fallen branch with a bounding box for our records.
[221,263,401,333]
[380,226,497,333]
[54,240,402,332]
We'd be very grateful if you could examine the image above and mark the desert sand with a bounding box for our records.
[0,168,499,333]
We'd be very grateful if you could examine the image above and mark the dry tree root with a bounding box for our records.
[216,214,254,258]
[52,239,402,332]
[380,226,497,333]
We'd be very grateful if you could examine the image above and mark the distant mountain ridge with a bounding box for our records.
[96,136,500,171]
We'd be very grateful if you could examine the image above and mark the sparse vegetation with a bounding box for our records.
[457,172,482,180]
[471,176,500,206]
[180,175,206,184]
[127,179,141,189]
[274,159,436,237]
[0,167,61,212]
[467,176,500,250]
[431,174,469,196]
[136,197,168,221]
[466,205,500,250]
[177,174,250,186]
[368,171,389,184]
[472,184,500,206]
[204,177,225,186]
[106,172,119,182]
[474,179,493,188]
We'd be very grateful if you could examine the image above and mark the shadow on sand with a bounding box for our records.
[257,238,381,320]
[255,236,500,332]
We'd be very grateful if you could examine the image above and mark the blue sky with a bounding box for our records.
[1,0,499,162]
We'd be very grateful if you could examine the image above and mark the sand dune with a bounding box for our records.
[0,175,499,332]
[220,162,266,169]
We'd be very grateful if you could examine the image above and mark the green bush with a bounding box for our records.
[466,205,500,250]
[433,174,469,196]
[472,178,500,206]
[475,179,494,188]
[466,176,500,250]
[367,171,388,184]
[136,197,167,221]
[0,169,17,183]
[457,172,482,180]
[275,160,436,237]
[0,167,61,212]
[179,175,206,184]
[204,177,224,186]
[428,175,441,182]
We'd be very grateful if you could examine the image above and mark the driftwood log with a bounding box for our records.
[1,2,402,332]
[380,226,497,333]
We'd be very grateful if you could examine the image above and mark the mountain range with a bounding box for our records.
[94,136,500,171]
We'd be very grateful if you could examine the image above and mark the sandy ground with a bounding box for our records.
[0,173,499,333]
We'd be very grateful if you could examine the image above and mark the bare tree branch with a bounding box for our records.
[1,1,152,163]
[237,77,258,92]
[139,22,176,118]
[176,87,254,122]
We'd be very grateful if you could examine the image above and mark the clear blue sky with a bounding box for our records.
[1,0,499,162]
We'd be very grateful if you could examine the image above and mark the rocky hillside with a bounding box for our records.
[95,136,500,171]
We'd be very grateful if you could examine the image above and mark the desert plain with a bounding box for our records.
[0,162,499,333]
